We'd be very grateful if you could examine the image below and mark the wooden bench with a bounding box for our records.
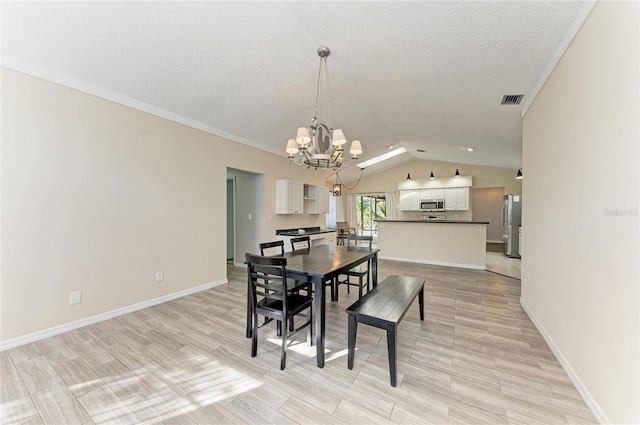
[346,275,425,387]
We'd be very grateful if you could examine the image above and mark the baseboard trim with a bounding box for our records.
[520,298,610,425]
[379,255,485,270]
[0,278,228,351]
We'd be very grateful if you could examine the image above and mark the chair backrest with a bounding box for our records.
[336,222,349,230]
[290,235,311,251]
[259,240,285,256]
[346,235,373,249]
[245,253,289,309]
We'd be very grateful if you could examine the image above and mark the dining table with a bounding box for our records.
[246,244,379,368]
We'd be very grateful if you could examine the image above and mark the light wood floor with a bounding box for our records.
[485,253,521,280]
[1,260,596,424]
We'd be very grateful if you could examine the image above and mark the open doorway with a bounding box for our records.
[355,194,386,240]
[226,168,265,267]
[226,178,235,264]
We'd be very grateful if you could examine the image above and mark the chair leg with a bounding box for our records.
[280,319,288,370]
[346,275,350,294]
[307,305,313,346]
[358,276,363,299]
[251,313,258,357]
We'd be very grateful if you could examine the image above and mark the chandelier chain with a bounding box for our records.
[314,56,332,129]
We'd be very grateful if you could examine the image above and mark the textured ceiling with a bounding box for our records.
[1,1,589,182]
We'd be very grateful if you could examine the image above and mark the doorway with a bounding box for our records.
[226,178,235,263]
[355,194,386,239]
[226,168,265,267]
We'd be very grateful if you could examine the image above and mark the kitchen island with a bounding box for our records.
[376,220,488,269]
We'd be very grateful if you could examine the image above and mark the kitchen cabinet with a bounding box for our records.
[277,230,337,252]
[306,185,330,214]
[420,188,445,200]
[400,190,420,211]
[432,188,445,199]
[444,187,469,211]
[419,189,432,200]
[276,179,303,214]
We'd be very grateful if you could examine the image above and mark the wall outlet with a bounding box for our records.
[156,271,164,282]
[70,291,82,305]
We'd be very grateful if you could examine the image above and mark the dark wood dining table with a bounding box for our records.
[246,244,379,368]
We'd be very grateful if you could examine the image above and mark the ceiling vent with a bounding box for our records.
[501,94,524,105]
[417,149,425,153]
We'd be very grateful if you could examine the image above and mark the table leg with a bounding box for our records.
[315,276,325,368]
[371,253,378,289]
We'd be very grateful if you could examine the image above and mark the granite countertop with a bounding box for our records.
[377,219,490,225]
[276,227,338,236]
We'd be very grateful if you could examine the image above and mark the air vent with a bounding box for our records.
[417,149,425,153]
[501,94,524,105]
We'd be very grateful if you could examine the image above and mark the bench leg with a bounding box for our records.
[419,286,425,321]
[387,324,397,387]
[347,315,357,370]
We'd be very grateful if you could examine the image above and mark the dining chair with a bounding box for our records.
[289,236,337,301]
[290,235,311,251]
[336,235,373,300]
[246,253,313,370]
[258,240,311,331]
[336,222,355,245]
[259,240,285,256]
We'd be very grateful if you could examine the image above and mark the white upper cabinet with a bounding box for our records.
[432,188,445,199]
[276,179,303,214]
[419,189,432,200]
[456,187,469,210]
[307,185,330,214]
[400,190,420,211]
[444,187,469,211]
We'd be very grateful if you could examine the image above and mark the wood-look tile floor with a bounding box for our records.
[1,260,596,424]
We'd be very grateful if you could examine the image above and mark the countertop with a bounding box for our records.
[276,227,338,236]
[377,219,490,225]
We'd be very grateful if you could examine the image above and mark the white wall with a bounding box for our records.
[0,68,326,344]
[521,2,639,424]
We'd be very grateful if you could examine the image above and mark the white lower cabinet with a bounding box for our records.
[277,231,337,252]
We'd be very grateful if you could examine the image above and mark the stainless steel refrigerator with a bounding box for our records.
[502,194,522,258]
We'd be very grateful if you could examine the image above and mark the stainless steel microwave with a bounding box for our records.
[420,199,445,212]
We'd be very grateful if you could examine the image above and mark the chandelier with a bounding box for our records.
[286,46,362,170]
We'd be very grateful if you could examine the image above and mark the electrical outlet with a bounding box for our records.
[70,291,82,305]
[156,272,164,282]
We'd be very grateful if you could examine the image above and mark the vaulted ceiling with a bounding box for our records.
[2,1,589,181]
